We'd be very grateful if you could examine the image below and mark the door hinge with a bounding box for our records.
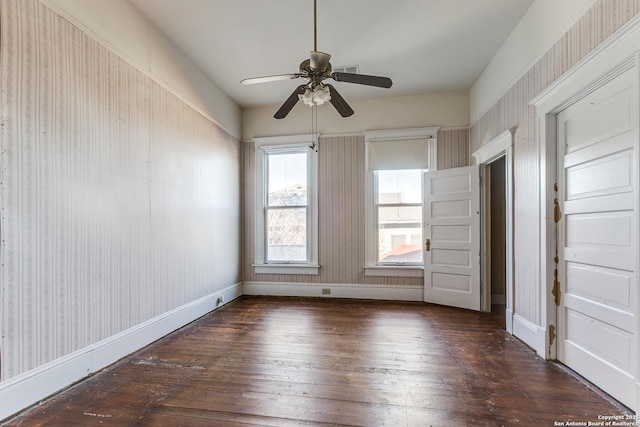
[553,182,562,223]
[549,324,556,347]
[552,268,561,306]
[553,198,562,223]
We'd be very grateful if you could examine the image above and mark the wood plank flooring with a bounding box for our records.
[4,296,632,426]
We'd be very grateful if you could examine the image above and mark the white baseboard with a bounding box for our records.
[505,308,514,334]
[0,282,243,422]
[243,281,423,301]
[512,313,546,357]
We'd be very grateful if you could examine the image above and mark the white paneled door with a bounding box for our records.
[424,166,480,310]
[557,67,638,409]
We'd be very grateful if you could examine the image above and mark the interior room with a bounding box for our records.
[2,0,640,424]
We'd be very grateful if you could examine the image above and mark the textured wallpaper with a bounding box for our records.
[0,0,241,381]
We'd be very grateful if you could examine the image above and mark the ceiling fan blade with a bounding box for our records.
[331,72,393,88]
[274,85,307,119]
[325,84,354,117]
[310,51,331,72]
[241,74,301,85]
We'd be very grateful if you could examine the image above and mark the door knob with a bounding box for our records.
[425,238,431,251]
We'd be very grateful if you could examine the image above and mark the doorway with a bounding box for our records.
[473,129,514,333]
[485,156,507,328]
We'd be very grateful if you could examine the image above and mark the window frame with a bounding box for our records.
[363,127,439,278]
[253,134,319,275]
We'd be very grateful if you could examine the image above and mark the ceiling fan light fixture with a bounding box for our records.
[299,88,314,107]
[313,85,331,105]
[299,85,331,107]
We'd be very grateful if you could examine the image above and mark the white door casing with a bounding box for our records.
[424,166,481,311]
[556,67,638,410]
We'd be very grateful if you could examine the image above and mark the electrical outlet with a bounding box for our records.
[322,288,331,295]
[216,296,224,305]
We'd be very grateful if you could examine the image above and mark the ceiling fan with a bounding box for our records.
[240,0,393,119]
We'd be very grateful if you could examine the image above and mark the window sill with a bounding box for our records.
[253,264,320,275]
[364,266,424,278]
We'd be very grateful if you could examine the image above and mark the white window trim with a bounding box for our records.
[363,127,439,277]
[253,134,319,275]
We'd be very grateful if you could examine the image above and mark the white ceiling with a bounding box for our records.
[129,0,535,109]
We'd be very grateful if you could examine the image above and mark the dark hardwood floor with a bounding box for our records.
[4,296,631,426]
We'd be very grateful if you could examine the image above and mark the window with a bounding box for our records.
[363,127,439,277]
[266,151,308,262]
[253,135,319,275]
[376,169,423,265]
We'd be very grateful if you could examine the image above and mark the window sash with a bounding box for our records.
[264,149,310,264]
[374,173,423,266]
[265,206,309,263]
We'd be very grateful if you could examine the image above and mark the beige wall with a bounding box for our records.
[242,91,469,140]
[1,0,241,383]
[470,0,640,326]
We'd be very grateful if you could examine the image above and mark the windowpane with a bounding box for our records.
[376,169,423,265]
[377,169,422,204]
[377,206,422,263]
[267,207,307,262]
[268,152,307,206]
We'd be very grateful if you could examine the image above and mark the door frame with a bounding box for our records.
[473,130,515,333]
[531,15,640,410]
